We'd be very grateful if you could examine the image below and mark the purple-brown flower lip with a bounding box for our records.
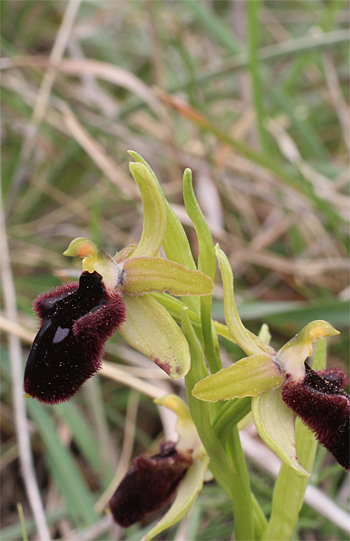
[109,442,193,528]
[282,363,350,470]
[24,271,126,404]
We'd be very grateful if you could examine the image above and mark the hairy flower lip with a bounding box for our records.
[282,363,350,471]
[23,271,126,404]
[109,395,209,536]
[109,441,193,528]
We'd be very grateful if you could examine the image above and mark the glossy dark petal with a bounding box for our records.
[110,442,193,528]
[282,363,350,470]
[24,272,126,404]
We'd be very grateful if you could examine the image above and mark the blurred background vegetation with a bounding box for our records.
[1,1,349,540]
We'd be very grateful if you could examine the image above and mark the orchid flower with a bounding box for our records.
[192,245,349,473]
[23,157,213,404]
[109,394,211,541]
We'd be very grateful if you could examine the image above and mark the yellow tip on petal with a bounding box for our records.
[154,394,191,422]
[277,320,340,382]
[308,323,340,340]
[63,237,120,289]
[23,393,32,398]
[154,394,200,452]
[63,237,96,257]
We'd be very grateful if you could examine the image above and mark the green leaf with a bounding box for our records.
[183,168,221,373]
[118,294,190,379]
[26,400,99,528]
[192,354,283,402]
[54,401,101,474]
[128,162,166,258]
[121,257,213,296]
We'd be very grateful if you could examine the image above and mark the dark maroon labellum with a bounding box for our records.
[24,271,126,404]
[282,363,350,470]
[109,442,193,528]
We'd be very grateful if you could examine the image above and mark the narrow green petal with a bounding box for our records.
[128,151,197,268]
[215,245,272,356]
[128,162,166,258]
[121,257,214,296]
[192,354,283,402]
[252,390,309,477]
[118,294,190,379]
[277,319,339,382]
[142,456,209,541]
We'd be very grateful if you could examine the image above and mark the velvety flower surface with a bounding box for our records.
[282,363,350,470]
[24,271,126,404]
[110,442,192,528]
[109,395,210,541]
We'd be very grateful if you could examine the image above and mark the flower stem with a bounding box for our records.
[213,397,252,442]
[252,493,267,540]
[226,427,255,540]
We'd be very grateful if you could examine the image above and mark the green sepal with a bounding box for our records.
[128,151,199,314]
[118,294,190,379]
[120,257,214,296]
[141,456,209,541]
[128,162,166,258]
[252,389,309,477]
[263,339,326,540]
[128,151,197,270]
[215,245,272,356]
[192,354,284,402]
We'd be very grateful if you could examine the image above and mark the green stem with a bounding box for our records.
[151,291,236,343]
[181,309,236,497]
[252,493,268,540]
[226,427,255,541]
[182,308,255,540]
[213,397,252,443]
